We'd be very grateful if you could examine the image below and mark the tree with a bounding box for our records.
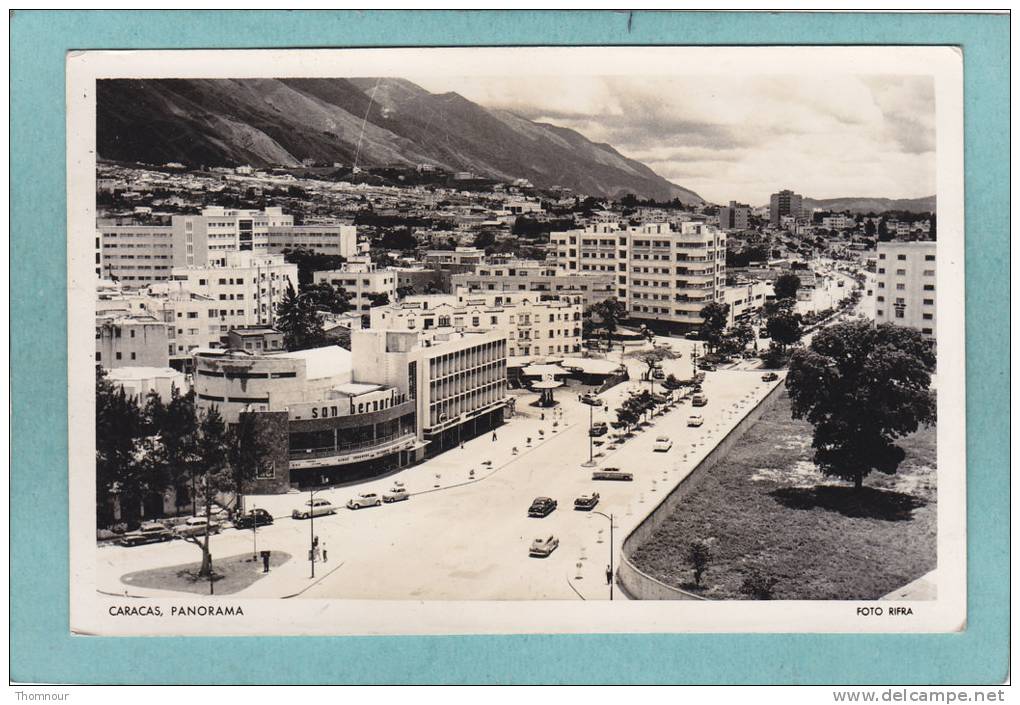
[366,292,390,307]
[299,281,353,315]
[96,367,145,526]
[379,228,418,250]
[184,406,233,579]
[396,285,416,299]
[281,248,347,286]
[698,302,730,353]
[276,282,329,351]
[773,273,802,301]
[765,307,802,349]
[864,219,876,237]
[589,298,627,351]
[740,569,779,599]
[786,321,937,491]
[687,539,711,587]
[629,345,680,381]
[718,322,754,357]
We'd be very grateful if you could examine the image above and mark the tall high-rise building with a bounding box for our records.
[769,189,804,227]
[874,241,936,338]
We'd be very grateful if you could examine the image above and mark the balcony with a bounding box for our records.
[289,432,419,468]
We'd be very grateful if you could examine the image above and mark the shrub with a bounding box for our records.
[740,569,780,599]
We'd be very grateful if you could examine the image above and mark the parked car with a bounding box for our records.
[118,521,173,547]
[579,393,604,406]
[529,535,560,557]
[173,516,222,539]
[691,394,708,407]
[528,497,558,518]
[346,493,382,510]
[697,361,716,371]
[761,372,779,382]
[574,492,600,511]
[685,331,702,340]
[383,486,410,503]
[589,421,609,437]
[292,498,337,519]
[688,414,705,427]
[592,467,634,481]
[653,436,673,452]
[233,508,274,530]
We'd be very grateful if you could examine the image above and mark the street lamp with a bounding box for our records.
[582,401,596,467]
[251,502,258,561]
[589,510,615,600]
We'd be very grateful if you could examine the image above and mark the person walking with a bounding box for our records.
[491,431,497,441]
[605,564,612,586]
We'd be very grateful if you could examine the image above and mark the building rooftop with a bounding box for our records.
[272,346,353,380]
[105,367,185,381]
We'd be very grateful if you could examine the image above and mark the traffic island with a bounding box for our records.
[121,551,292,596]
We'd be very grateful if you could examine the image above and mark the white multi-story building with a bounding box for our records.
[550,221,727,331]
[422,247,485,267]
[450,260,615,307]
[312,256,398,319]
[97,207,357,287]
[724,280,770,325]
[369,289,582,358]
[821,214,855,231]
[95,313,171,369]
[718,201,751,231]
[874,241,936,338]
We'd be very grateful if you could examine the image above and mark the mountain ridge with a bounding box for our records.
[96,77,704,204]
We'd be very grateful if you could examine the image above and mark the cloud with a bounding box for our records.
[411,74,935,204]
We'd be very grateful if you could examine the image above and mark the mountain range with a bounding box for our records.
[800,195,936,214]
[96,77,704,204]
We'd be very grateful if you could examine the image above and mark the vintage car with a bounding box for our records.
[589,421,609,437]
[653,436,673,452]
[573,492,600,511]
[292,498,337,519]
[233,508,274,530]
[761,372,780,382]
[688,414,705,427]
[382,486,410,503]
[118,521,174,547]
[527,497,558,518]
[691,394,708,407]
[172,516,223,539]
[592,467,634,482]
[529,535,560,557]
[346,493,383,510]
[579,393,604,407]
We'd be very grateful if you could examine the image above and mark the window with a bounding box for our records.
[879,253,886,260]
[115,352,122,360]
[472,317,480,326]
[924,255,935,261]
[878,268,885,274]
[896,284,905,290]
[130,352,136,360]
[876,309,884,316]
[923,284,935,291]
[894,309,904,319]
[896,269,906,275]
[922,328,933,335]
[897,254,906,260]
[923,313,933,320]
[923,299,934,306]
[876,296,885,302]
[923,270,935,276]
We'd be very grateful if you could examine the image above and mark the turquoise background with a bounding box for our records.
[10,10,1009,684]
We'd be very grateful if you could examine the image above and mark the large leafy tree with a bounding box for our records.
[96,367,145,526]
[786,321,937,490]
[698,302,730,353]
[773,273,802,301]
[765,306,803,349]
[589,298,627,351]
[184,406,233,579]
[299,281,353,315]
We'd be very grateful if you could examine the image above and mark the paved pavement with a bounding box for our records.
[97,337,783,601]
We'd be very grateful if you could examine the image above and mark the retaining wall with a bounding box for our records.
[618,379,788,600]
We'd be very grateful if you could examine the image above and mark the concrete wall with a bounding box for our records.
[618,380,787,600]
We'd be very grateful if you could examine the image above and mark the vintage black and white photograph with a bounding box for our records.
[67,46,965,635]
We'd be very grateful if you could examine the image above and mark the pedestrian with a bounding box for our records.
[606,564,612,586]
[322,543,328,563]
[460,440,465,449]
[512,446,518,455]
[492,431,497,441]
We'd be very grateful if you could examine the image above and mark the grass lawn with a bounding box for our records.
[630,390,936,600]
[122,551,292,595]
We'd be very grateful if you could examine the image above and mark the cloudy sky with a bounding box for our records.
[412,75,935,205]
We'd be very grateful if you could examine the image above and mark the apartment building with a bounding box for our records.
[95,313,171,369]
[550,221,727,332]
[312,256,399,319]
[718,201,751,231]
[96,207,357,287]
[724,280,770,325]
[369,289,582,358]
[450,260,615,307]
[874,241,936,338]
[769,189,804,226]
[422,247,485,267]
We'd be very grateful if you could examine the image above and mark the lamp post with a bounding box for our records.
[590,510,615,600]
[251,503,258,561]
[581,401,595,467]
